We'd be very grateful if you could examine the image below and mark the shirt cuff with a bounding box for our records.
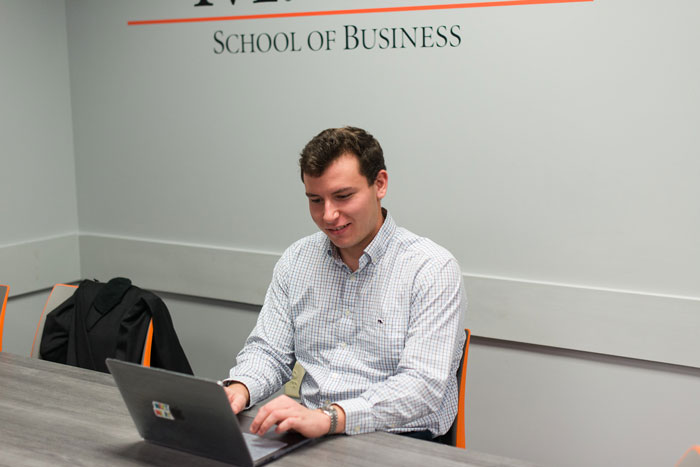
[335,397,375,435]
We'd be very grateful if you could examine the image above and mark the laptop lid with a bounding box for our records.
[106,358,311,466]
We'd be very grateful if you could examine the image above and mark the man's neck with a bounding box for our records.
[338,209,386,272]
[340,249,361,272]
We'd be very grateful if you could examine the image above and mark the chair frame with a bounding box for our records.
[677,446,700,467]
[454,328,471,448]
[0,284,9,352]
[438,328,471,448]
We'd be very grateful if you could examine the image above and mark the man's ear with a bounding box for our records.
[374,170,388,200]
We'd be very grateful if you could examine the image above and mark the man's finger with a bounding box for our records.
[231,394,245,414]
[250,397,288,431]
[255,408,286,436]
[250,405,271,433]
[255,407,294,436]
[275,417,296,434]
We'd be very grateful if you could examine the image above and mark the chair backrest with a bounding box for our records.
[440,328,471,448]
[678,446,700,467]
[31,284,78,358]
[454,328,471,448]
[141,318,154,367]
[30,283,154,367]
[0,284,9,352]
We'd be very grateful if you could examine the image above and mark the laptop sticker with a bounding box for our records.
[152,401,176,420]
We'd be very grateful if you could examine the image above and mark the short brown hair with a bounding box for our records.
[299,127,386,185]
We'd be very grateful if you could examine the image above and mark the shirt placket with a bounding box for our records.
[324,265,357,403]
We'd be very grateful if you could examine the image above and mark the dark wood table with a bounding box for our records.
[0,352,537,466]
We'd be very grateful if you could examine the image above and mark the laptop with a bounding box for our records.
[106,358,313,466]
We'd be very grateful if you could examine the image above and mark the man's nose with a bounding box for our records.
[323,201,339,223]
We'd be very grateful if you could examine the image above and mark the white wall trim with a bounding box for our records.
[79,234,278,306]
[464,275,700,368]
[0,235,81,296]
[77,234,700,368]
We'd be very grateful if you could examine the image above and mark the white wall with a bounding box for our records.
[68,0,700,296]
[65,0,700,297]
[0,0,80,294]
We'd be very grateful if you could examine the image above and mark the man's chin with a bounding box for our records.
[327,236,352,250]
[328,238,345,248]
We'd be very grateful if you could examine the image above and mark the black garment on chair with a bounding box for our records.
[40,278,193,374]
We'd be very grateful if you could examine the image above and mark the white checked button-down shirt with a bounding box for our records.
[229,211,467,436]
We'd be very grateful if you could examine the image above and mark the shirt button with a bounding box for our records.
[331,373,338,379]
[349,274,356,281]
[340,342,347,348]
[353,427,360,434]
[345,310,351,316]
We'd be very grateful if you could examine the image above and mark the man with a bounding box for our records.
[224,127,466,440]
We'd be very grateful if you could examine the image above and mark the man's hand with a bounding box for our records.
[250,395,344,439]
[224,382,250,414]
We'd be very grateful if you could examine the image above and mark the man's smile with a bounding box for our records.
[328,223,350,233]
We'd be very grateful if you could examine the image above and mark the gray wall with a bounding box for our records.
[0,0,80,295]
[1,1,699,466]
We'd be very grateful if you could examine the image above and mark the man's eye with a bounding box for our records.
[337,194,352,200]
[309,198,321,204]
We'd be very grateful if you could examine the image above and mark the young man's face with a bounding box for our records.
[303,153,388,264]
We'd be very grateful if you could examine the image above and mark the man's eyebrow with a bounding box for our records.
[305,187,354,198]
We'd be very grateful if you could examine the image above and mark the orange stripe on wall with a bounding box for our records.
[128,0,593,26]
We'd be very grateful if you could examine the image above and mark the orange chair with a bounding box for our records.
[30,283,153,367]
[677,446,700,467]
[0,284,9,352]
[30,284,77,358]
[440,328,471,448]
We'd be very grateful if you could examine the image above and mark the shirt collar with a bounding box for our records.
[325,208,396,268]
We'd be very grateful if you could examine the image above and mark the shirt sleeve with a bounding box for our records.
[227,249,296,407]
[335,257,467,435]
